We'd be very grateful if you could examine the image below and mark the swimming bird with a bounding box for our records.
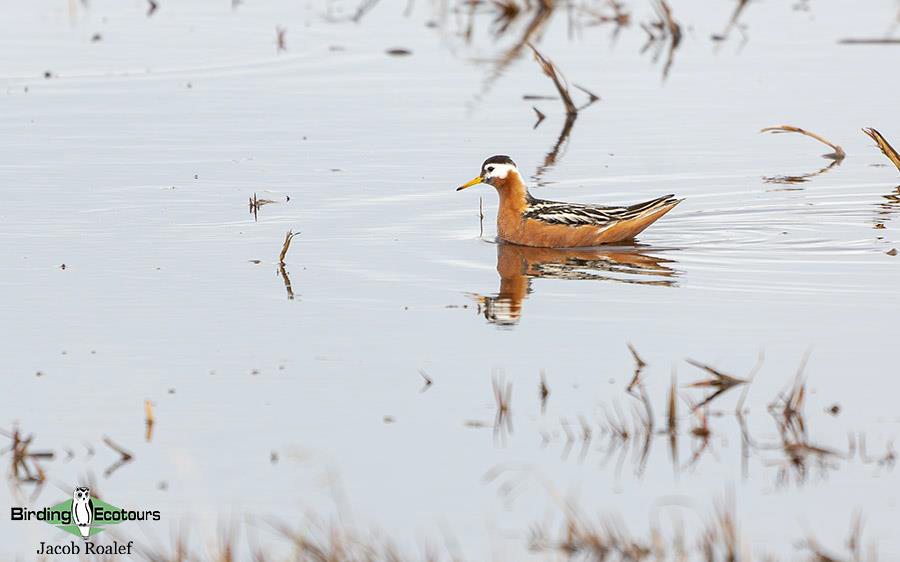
[457,155,682,248]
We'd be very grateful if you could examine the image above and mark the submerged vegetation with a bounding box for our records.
[4,345,893,560]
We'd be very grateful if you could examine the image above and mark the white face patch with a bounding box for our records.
[482,163,517,180]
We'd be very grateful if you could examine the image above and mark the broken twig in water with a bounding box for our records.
[573,83,600,104]
[528,44,578,116]
[685,358,748,411]
[418,369,433,392]
[102,436,134,477]
[668,370,678,468]
[279,265,295,300]
[862,128,900,172]
[641,0,682,79]
[279,230,297,265]
[625,343,646,393]
[249,193,277,221]
[144,400,155,442]
[761,125,846,160]
[479,196,484,237]
[839,38,900,44]
[532,106,546,129]
[526,45,598,184]
[5,427,51,491]
[493,373,513,441]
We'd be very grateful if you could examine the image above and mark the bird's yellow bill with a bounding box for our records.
[456,176,483,191]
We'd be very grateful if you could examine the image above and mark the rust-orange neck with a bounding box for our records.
[494,171,529,217]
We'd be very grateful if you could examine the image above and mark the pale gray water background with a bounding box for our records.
[1,0,899,559]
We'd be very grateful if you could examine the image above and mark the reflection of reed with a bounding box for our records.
[471,243,678,326]
[528,45,599,184]
[766,360,841,486]
[711,0,750,43]
[763,158,841,187]
[470,3,554,107]
[640,0,682,80]
[530,350,893,488]
[532,113,576,186]
[874,185,900,228]
[279,264,295,300]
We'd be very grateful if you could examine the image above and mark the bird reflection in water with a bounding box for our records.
[470,243,680,326]
[874,185,900,229]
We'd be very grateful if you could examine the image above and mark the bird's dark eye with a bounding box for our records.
[486,166,494,173]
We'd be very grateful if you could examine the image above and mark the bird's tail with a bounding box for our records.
[625,194,682,217]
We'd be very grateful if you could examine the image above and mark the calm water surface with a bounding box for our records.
[1,0,899,559]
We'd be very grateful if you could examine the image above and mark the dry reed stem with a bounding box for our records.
[685,359,748,388]
[279,263,295,300]
[862,128,900,172]
[5,427,52,487]
[479,196,485,236]
[625,343,646,393]
[144,400,155,442]
[418,369,433,392]
[278,230,296,265]
[532,106,546,129]
[667,372,677,436]
[493,374,513,439]
[654,0,681,44]
[761,125,846,160]
[102,436,134,477]
[528,43,578,116]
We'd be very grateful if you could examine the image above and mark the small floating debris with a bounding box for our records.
[539,371,549,413]
[418,369,432,392]
[386,48,412,56]
[276,26,287,52]
[839,38,900,44]
[145,401,154,442]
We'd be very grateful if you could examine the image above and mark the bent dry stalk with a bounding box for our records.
[863,127,900,172]
[761,125,846,160]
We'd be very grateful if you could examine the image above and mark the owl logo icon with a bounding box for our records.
[72,486,94,539]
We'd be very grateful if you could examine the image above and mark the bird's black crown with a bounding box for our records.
[481,155,516,172]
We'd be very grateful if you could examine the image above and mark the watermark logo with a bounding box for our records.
[10,486,160,555]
